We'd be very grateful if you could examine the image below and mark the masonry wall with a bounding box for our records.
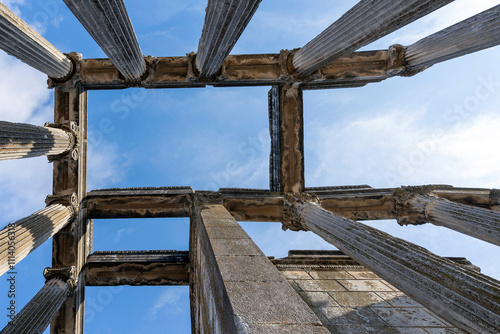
[273,251,465,334]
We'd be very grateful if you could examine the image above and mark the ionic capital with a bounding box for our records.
[282,192,320,231]
[43,266,78,294]
[393,185,437,225]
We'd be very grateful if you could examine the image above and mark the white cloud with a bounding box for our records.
[148,287,189,320]
[87,140,131,190]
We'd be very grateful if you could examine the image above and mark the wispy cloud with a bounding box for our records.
[148,287,189,320]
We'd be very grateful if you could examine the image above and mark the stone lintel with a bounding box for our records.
[78,50,391,89]
[87,187,194,218]
[85,251,189,286]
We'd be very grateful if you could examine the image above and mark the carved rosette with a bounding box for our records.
[282,192,320,231]
[393,185,437,225]
[43,266,78,294]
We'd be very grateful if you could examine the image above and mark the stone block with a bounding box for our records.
[308,270,354,280]
[280,269,312,280]
[318,307,388,326]
[298,291,340,307]
[376,292,423,307]
[225,280,323,325]
[329,291,389,308]
[371,307,446,327]
[337,279,394,292]
[346,270,380,279]
[295,279,347,292]
[215,255,285,282]
[247,323,331,333]
[365,327,428,334]
[210,238,264,256]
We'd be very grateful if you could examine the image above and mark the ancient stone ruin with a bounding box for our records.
[0,1,499,333]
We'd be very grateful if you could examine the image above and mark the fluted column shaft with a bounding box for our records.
[0,204,73,276]
[196,0,261,77]
[292,0,454,76]
[63,0,145,80]
[0,121,74,161]
[0,3,72,79]
[396,192,500,247]
[0,278,70,334]
[405,5,500,70]
[287,198,500,333]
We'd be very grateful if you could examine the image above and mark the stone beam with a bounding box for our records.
[0,201,75,277]
[84,186,498,222]
[196,0,261,78]
[277,84,304,193]
[394,187,500,246]
[404,5,500,72]
[86,187,194,218]
[62,0,145,80]
[0,267,77,334]
[192,200,330,333]
[85,250,189,286]
[291,0,454,76]
[78,50,391,89]
[0,121,76,161]
[0,3,72,79]
[284,195,500,333]
[50,83,90,334]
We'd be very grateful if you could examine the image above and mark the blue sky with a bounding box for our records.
[0,0,499,333]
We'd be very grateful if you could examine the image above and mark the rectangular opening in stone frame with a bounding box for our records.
[92,218,189,251]
[303,47,500,189]
[87,86,270,191]
[85,286,190,333]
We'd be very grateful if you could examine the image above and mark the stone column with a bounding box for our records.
[292,0,453,76]
[0,195,75,276]
[196,0,261,78]
[0,121,75,161]
[284,194,500,333]
[394,187,500,246]
[405,5,500,71]
[0,267,77,334]
[0,3,72,79]
[192,196,329,333]
[62,0,146,80]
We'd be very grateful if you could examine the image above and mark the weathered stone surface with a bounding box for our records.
[337,279,395,292]
[0,278,71,334]
[292,0,453,76]
[288,201,500,333]
[196,0,261,78]
[62,0,145,80]
[395,187,500,246]
[0,3,72,79]
[193,204,329,333]
[50,84,89,334]
[329,291,388,308]
[87,187,194,218]
[0,203,73,276]
[405,5,500,71]
[371,307,446,327]
[79,51,391,89]
[298,291,340,308]
[0,121,75,161]
[85,250,189,286]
